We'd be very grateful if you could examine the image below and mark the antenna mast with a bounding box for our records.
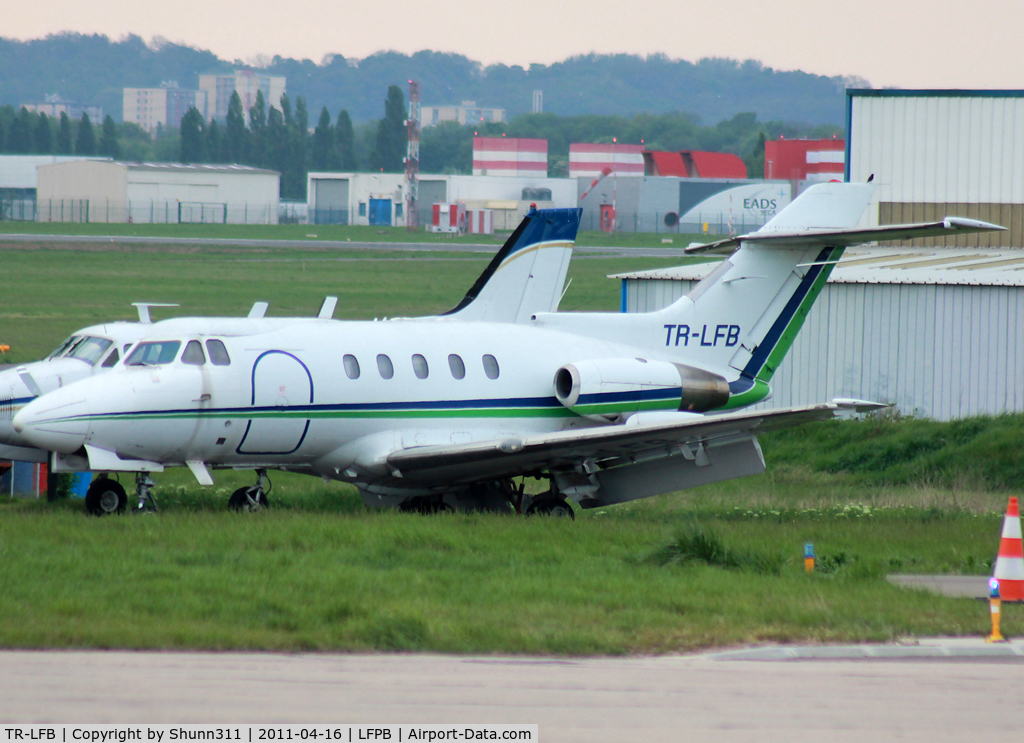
[405,80,421,232]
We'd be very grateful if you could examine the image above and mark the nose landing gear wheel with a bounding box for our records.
[526,497,575,519]
[85,479,127,516]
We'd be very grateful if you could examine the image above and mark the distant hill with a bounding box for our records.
[0,34,866,126]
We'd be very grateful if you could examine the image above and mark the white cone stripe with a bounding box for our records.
[1002,518,1022,539]
[994,558,1024,580]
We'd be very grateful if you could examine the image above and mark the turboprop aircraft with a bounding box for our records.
[13,183,1005,517]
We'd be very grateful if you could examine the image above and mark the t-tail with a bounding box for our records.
[654,182,1005,409]
[444,207,582,324]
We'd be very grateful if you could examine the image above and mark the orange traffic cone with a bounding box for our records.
[993,497,1024,602]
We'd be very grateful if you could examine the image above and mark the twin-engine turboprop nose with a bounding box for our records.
[13,388,90,454]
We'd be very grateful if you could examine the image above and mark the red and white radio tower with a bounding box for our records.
[405,80,421,232]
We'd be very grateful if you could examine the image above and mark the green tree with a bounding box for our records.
[419,121,473,174]
[75,112,97,155]
[336,109,358,170]
[34,112,53,154]
[56,112,73,154]
[225,91,248,164]
[9,107,34,153]
[99,115,119,158]
[249,90,267,167]
[265,105,289,184]
[205,118,222,163]
[0,117,6,153]
[311,107,337,171]
[370,85,406,172]
[283,95,309,198]
[179,107,205,163]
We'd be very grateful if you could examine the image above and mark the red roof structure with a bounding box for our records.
[642,150,748,178]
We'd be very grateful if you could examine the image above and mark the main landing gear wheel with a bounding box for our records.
[526,497,575,519]
[228,486,269,512]
[85,478,127,517]
[399,497,454,514]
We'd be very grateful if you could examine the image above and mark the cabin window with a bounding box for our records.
[412,354,429,379]
[125,341,182,366]
[448,354,466,380]
[182,340,206,365]
[344,354,360,379]
[482,354,500,380]
[67,336,113,366]
[101,348,119,368]
[377,354,394,379]
[206,340,231,366]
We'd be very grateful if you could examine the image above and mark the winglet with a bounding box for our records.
[248,301,269,319]
[318,296,338,319]
[831,398,891,413]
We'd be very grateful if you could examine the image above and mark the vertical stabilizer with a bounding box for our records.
[445,207,581,324]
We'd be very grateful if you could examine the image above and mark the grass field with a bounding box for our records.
[1,234,1018,653]
[0,240,689,363]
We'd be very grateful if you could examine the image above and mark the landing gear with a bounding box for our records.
[399,496,454,514]
[229,469,270,512]
[85,476,127,516]
[526,494,575,519]
[134,472,159,513]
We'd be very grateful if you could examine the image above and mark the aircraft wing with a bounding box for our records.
[386,400,885,485]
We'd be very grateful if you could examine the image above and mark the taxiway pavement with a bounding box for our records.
[1,642,1021,742]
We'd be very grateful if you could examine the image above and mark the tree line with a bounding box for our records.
[0,106,122,158]
[176,84,407,199]
[0,83,842,197]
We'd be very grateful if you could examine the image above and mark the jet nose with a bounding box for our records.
[13,390,90,454]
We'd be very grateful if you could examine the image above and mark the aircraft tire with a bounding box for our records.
[526,498,575,519]
[228,486,269,512]
[85,478,127,517]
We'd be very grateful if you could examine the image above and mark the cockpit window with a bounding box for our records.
[101,348,120,368]
[206,340,231,366]
[125,341,182,366]
[47,335,80,359]
[182,340,206,365]
[66,337,113,366]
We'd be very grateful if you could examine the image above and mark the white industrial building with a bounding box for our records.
[0,154,111,220]
[36,161,280,224]
[306,172,577,228]
[607,88,1024,421]
[613,250,1024,420]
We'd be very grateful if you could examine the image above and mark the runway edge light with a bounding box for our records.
[987,578,1006,643]
[804,543,815,574]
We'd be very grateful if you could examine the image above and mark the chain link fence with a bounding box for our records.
[580,210,772,236]
[6,198,278,225]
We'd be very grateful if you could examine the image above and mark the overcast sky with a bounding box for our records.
[6,0,1024,89]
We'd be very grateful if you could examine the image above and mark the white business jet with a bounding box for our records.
[13,184,1004,516]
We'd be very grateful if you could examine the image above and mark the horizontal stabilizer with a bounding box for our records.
[686,217,1006,255]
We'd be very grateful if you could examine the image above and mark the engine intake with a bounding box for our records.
[554,358,730,421]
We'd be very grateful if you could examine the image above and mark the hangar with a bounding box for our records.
[36,160,280,224]
[306,172,576,228]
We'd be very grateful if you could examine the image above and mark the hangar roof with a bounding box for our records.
[609,248,1024,287]
[115,162,279,175]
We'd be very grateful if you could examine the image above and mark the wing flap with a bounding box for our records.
[385,400,886,484]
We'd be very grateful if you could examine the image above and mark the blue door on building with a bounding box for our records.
[369,199,392,226]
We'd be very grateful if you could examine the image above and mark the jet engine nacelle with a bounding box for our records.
[553,358,730,421]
